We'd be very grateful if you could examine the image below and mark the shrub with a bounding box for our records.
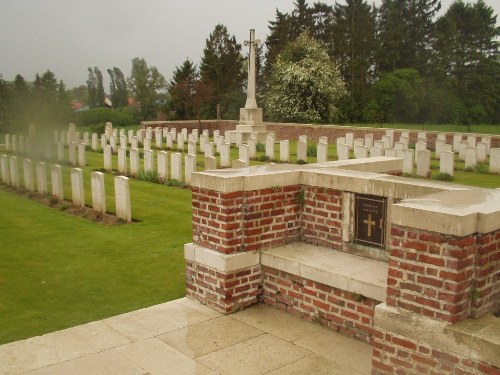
[433,173,454,181]
[138,170,159,183]
[256,142,265,152]
[474,164,489,174]
[76,107,136,128]
[307,143,317,157]
[257,155,270,162]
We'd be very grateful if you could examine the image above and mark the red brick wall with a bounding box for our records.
[473,231,500,318]
[372,330,500,375]
[191,185,301,254]
[388,225,500,323]
[301,186,343,249]
[185,260,261,313]
[262,266,378,343]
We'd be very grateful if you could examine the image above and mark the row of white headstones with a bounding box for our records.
[0,155,131,222]
[3,124,500,184]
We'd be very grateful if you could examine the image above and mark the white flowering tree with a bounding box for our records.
[264,32,346,123]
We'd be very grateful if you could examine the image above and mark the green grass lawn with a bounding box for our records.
[0,160,192,345]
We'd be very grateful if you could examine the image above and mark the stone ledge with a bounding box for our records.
[261,243,388,302]
[374,303,500,368]
[184,243,260,273]
[392,189,500,236]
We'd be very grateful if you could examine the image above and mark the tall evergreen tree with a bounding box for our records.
[86,68,97,108]
[94,67,105,107]
[434,0,500,123]
[107,67,128,108]
[168,59,198,119]
[332,0,377,121]
[199,24,245,119]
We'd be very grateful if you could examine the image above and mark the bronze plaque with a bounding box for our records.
[355,194,387,249]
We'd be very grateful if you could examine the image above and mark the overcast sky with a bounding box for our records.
[0,0,498,89]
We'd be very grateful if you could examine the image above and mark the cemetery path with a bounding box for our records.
[0,298,371,375]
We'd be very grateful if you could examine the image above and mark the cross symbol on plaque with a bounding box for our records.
[363,214,376,237]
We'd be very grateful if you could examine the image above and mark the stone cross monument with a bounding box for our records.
[244,29,260,109]
[231,29,272,142]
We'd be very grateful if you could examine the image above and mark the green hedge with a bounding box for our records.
[76,107,139,127]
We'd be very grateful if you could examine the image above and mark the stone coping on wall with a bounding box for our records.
[374,303,500,368]
[190,157,470,199]
[184,243,260,273]
[392,189,500,236]
[261,243,388,302]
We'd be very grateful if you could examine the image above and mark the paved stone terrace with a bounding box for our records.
[0,298,372,375]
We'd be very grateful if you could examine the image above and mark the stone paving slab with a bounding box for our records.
[0,297,372,375]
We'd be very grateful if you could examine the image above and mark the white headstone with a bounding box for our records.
[417,131,427,140]
[219,143,231,167]
[370,147,383,158]
[464,147,477,169]
[188,140,197,156]
[458,141,469,161]
[489,148,500,174]
[205,142,214,157]
[5,134,11,152]
[118,147,127,174]
[91,133,98,151]
[299,135,307,143]
[354,146,367,159]
[100,134,107,150]
[11,135,17,153]
[192,129,199,143]
[143,137,151,151]
[68,142,77,166]
[435,139,445,159]
[104,145,112,171]
[184,154,196,185]
[399,136,409,149]
[235,132,243,147]
[181,128,188,139]
[131,136,138,149]
[129,148,139,177]
[23,159,34,191]
[166,133,173,149]
[466,135,477,147]
[353,138,364,149]
[415,142,427,152]
[144,150,155,173]
[364,134,374,149]
[71,168,85,207]
[374,140,384,150]
[384,148,397,158]
[83,132,90,146]
[109,136,117,153]
[476,142,487,163]
[266,138,275,160]
[0,155,9,184]
[416,150,431,177]
[36,161,48,194]
[114,176,131,222]
[481,136,491,155]
[337,143,349,161]
[177,133,184,152]
[9,156,19,187]
[440,152,454,176]
[105,122,113,139]
[199,134,208,153]
[317,142,328,162]
[382,135,391,149]
[51,164,63,200]
[91,171,106,214]
[157,151,169,181]
[279,140,289,162]
[171,152,182,181]
[240,144,250,164]
[120,135,127,149]
[205,156,217,170]
[453,134,462,152]
[345,133,354,148]
[297,140,307,162]
[78,142,86,167]
[248,138,257,158]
